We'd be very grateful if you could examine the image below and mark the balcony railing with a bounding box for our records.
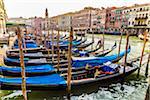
[134,24,147,26]
[135,16,148,20]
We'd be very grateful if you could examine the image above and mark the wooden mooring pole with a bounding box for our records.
[51,29,54,63]
[145,53,150,77]
[137,30,148,78]
[118,31,123,57]
[47,29,50,58]
[124,32,130,74]
[17,26,27,100]
[102,30,105,51]
[57,30,60,72]
[91,29,94,50]
[120,31,130,90]
[67,26,73,100]
[23,26,27,53]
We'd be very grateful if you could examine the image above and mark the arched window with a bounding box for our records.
[132,21,134,25]
[138,21,140,25]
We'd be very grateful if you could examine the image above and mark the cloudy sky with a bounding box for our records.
[4,0,150,18]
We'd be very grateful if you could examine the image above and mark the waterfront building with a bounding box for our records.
[123,3,150,35]
[96,7,107,33]
[0,0,7,36]
[72,7,99,34]
[105,7,117,33]
[114,7,125,32]
[58,12,73,31]
[49,16,59,30]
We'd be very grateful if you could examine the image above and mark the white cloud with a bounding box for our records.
[4,0,150,18]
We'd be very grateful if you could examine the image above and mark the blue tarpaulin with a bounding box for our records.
[72,48,130,67]
[0,64,54,73]
[0,74,66,85]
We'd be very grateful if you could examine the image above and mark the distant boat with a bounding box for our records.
[73,42,116,57]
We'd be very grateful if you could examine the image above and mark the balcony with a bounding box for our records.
[135,16,148,20]
[134,24,147,26]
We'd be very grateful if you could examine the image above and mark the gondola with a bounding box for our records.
[73,42,116,57]
[45,35,78,44]
[0,64,56,77]
[60,34,67,40]
[0,53,139,78]
[6,36,82,54]
[46,36,80,46]
[6,51,66,59]
[4,57,68,66]
[76,41,94,51]
[4,47,130,67]
[95,42,117,57]
[72,46,130,67]
[13,39,39,49]
[47,37,87,50]
[0,61,138,90]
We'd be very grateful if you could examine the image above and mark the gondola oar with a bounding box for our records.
[137,30,148,78]
[17,26,28,100]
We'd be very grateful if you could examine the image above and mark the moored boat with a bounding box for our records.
[0,62,138,90]
[4,47,130,67]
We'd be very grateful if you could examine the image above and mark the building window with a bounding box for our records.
[132,21,134,25]
[140,8,142,11]
[129,22,130,25]
[138,21,140,25]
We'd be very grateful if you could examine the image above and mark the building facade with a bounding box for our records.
[123,3,150,35]
[0,0,7,36]
[72,7,100,34]
[105,7,126,33]
[49,16,58,30]
[96,8,107,33]
[57,12,73,31]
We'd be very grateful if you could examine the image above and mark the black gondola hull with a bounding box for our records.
[0,67,138,90]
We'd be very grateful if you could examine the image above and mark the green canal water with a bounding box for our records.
[0,34,150,100]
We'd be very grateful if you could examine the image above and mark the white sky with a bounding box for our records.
[4,0,150,18]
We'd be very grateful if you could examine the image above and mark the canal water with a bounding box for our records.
[0,34,150,100]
